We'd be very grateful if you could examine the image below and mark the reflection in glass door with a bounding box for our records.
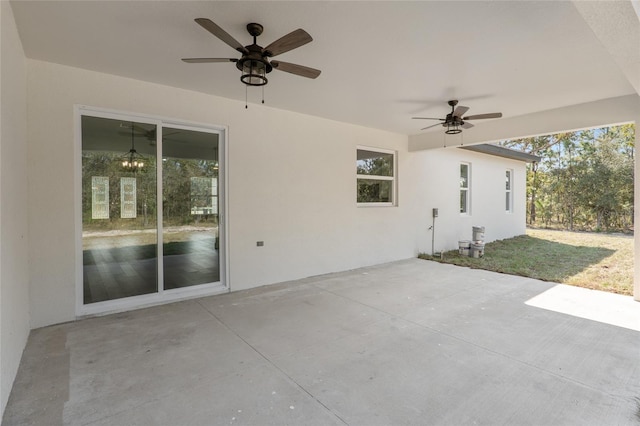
[162,128,220,289]
[81,116,158,304]
[81,114,223,307]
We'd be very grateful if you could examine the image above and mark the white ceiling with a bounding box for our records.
[10,1,640,136]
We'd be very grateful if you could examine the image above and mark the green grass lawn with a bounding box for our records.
[419,228,633,296]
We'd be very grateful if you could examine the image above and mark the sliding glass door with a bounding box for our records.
[80,113,223,306]
[162,127,220,289]
[82,116,158,304]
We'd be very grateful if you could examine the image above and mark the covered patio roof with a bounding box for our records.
[9,1,640,136]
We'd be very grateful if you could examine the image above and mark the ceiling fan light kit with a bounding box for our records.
[183,18,321,105]
[413,100,503,136]
[240,60,268,86]
[445,124,462,135]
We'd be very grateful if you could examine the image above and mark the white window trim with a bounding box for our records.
[460,162,471,215]
[356,145,397,207]
[74,105,230,318]
[506,169,513,213]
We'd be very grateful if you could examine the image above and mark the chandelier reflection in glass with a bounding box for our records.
[120,122,145,171]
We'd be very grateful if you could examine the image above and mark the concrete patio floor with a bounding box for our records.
[4,259,640,425]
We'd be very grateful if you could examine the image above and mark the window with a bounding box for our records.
[460,163,470,214]
[120,177,137,219]
[356,147,395,205]
[190,177,217,215]
[505,169,513,213]
[91,176,109,219]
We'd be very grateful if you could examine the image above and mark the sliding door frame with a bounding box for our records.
[74,105,229,318]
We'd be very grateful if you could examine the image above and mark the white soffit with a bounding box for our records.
[9,1,639,135]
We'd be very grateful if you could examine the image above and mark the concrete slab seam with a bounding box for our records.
[194,299,349,426]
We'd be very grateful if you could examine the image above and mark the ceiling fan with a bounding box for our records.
[182,18,321,87]
[413,100,502,134]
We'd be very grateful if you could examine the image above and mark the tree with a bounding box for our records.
[499,124,635,231]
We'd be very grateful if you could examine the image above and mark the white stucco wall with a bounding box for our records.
[0,1,30,413]
[27,60,416,328]
[406,147,527,255]
[26,59,531,328]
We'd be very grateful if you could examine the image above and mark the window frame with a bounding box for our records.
[460,162,471,215]
[505,169,513,213]
[75,105,229,317]
[356,146,397,207]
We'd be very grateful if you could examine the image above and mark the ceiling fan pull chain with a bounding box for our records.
[262,85,265,104]
[245,85,248,109]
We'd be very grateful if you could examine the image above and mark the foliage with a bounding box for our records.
[356,157,393,176]
[82,151,218,231]
[81,152,157,230]
[499,124,635,231]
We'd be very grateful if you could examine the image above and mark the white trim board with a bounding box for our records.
[74,105,230,318]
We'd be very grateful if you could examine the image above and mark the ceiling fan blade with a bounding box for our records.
[453,105,470,117]
[412,117,445,121]
[461,122,475,129]
[264,29,312,57]
[182,58,238,63]
[194,18,248,54]
[271,60,321,79]
[119,124,151,135]
[129,124,149,133]
[421,122,444,130]
[463,112,503,120]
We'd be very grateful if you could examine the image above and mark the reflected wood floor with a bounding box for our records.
[83,239,219,304]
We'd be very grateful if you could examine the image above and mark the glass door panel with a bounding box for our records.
[81,116,158,303]
[162,127,220,289]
